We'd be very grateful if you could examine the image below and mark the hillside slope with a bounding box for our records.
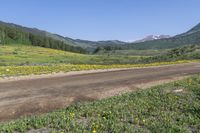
[0,21,126,52]
[0,21,86,53]
[0,45,143,66]
[125,23,200,50]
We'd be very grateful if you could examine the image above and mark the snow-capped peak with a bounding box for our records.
[134,35,170,43]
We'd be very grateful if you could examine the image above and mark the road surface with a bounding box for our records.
[0,62,200,121]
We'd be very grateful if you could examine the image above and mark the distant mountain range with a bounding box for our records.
[134,35,170,43]
[0,20,200,52]
[0,21,126,50]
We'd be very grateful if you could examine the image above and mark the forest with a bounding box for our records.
[0,24,87,54]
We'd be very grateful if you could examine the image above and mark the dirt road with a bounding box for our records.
[0,63,200,121]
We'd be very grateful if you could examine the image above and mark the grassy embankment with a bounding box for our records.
[0,75,200,132]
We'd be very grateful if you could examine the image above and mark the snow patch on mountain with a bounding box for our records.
[134,35,170,43]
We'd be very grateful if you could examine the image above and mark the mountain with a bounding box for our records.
[0,21,127,52]
[64,38,126,47]
[184,23,200,35]
[122,23,200,50]
[134,35,170,43]
[1,20,200,52]
[0,21,87,53]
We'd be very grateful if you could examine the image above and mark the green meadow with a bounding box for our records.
[0,45,144,66]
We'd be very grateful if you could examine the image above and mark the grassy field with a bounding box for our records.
[0,45,144,66]
[96,49,168,56]
[0,44,199,77]
[0,75,199,132]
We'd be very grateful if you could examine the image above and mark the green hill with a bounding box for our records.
[185,23,200,34]
[0,21,126,53]
[0,21,87,53]
[121,23,200,50]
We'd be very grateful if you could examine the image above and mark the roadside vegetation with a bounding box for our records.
[1,60,198,77]
[0,75,200,132]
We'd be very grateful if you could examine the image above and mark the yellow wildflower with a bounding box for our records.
[92,128,96,133]
[70,112,75,117]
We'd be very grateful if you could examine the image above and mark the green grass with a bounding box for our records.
[0,44,199,78]
[1,75,200,133]
[0,45,145,66]
[96,49,168,56]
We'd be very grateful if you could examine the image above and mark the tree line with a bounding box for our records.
[0,24,87,54]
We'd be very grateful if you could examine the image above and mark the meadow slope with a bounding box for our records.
[0,45,200,78]
[0,45,143,66]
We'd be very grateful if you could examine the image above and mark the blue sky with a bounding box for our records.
[0,0,200,41]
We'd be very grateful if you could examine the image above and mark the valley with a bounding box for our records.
[0,17,200,132]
